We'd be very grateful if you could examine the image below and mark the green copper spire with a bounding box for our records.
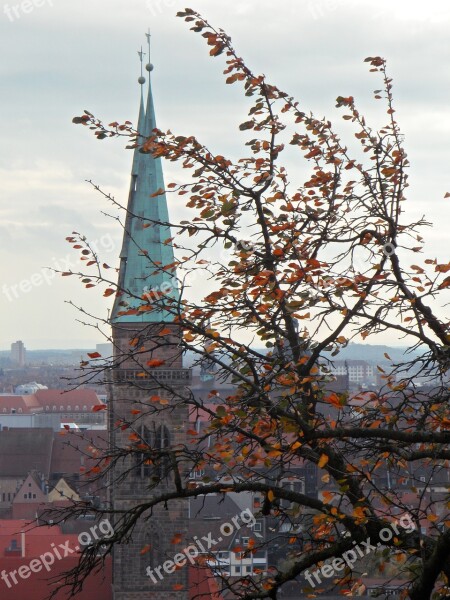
[111,45,178,324]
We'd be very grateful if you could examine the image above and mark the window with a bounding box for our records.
[67,405,71,411]
[189,469,205,479]
[45,406,50,411]
[234,566,241,574]
[17,408,22,413]
[83,405,87,411]
[253,522,262,532]
[156,425,170,479]
[135,424,155,479]
[242,537,250,547]
[75,405,79,411]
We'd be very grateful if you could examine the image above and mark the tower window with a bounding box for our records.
[136,424,155,479]
[156,425,170,479]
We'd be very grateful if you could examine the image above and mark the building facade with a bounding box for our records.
[109,44,190,600]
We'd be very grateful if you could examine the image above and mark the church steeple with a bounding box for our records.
[111,39,178,324]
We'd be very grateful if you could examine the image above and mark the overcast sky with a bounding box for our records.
[0,0,449,350]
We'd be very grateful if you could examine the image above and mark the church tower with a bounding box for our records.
[109,36,190,600]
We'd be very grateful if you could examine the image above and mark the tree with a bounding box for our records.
[56,8,450,600]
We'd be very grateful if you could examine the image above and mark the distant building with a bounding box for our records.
[14,382,47,395]
[329,359,376,386]
[95,343,113,358]
[0,389,106,429]
[10,341,26,368]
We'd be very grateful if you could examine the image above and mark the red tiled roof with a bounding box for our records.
[0,556,112,600]
[0,521,77,556]
[189,565,224,599]
[0,395,42,414]
[35,389,100,409]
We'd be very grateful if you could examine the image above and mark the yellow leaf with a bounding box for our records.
[267,490,275,502]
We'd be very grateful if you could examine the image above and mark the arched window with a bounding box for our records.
[59,405,63,411]
[75,405,79,411]
[17,408,22,413]
[45,406,50,412]
[83,405,87,411]
[155,425,171,479]
[67,405,71,411]
[135,424,155,479]
[140,526,162,577]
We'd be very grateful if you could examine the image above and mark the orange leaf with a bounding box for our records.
[318,454,329,468]
[140,544,151,555]
[87,352,101,359]
[103,288,115,297]
[146,359,166,367]
[93,404,107,412]
[159,327,172,336]
[173,584,184,591]
[267,490,275,502]
[171,534,182,544]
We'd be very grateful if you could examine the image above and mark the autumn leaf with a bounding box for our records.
[318,454,329,468]
[140,544,151,555]
[146,359,166,367]
[159,327,172,336]
[87,352,102,359]
[171,534,183,544]
[92,404,107,412]
[435,263,450,273]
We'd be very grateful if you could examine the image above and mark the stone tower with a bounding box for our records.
[109,40,190,600]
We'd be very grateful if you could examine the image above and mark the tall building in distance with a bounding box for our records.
[108,35,190,600]
[10,341,26,367]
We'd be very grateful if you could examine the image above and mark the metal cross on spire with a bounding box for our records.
[138,46,146,75]
[137,46,146,85]
[145,29,153,72]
